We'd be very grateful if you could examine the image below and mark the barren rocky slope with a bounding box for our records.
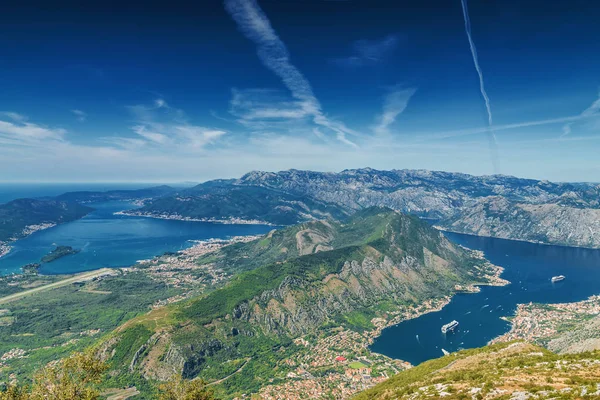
[440,196,600,248]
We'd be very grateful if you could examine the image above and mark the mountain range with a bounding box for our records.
[126,168,600,248]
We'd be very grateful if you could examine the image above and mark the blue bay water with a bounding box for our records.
[370,232,600,365]
[0,201,274,275]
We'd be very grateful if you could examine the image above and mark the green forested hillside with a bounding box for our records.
[94,208,496,397]
[129,185,350,225]
[0,199,93,242]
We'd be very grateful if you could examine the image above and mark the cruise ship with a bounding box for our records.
[441,320,459,334]
[551,275,565,283]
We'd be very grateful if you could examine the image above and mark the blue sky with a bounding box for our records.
[1,0,599,182]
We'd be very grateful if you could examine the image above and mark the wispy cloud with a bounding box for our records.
[0,114,66,146]
[224,0,358,147]
[333,35,400,67]
[417,94,600,143]
[562,89,600,137]
[460,0,499,172]
[107,99,227,151]
[71,109,87,122]
[373,87,417,135]
[0,112,27,122]
[229,88,311,123]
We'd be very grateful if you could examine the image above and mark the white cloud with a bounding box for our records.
[0,112,27,122]
[71,109,87,122]
[229,88,311,123]
[562,89,600,137]
[333,35,400,67]
[373,87,417,135]
[0,117,66,145]
[108,99,228,152]
[132,125,169,144]
[224,0,358,147]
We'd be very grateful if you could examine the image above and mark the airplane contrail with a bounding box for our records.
[460,0,500,173]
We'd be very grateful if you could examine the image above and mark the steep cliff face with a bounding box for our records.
[440,196,600,248]
[98,208,495,395]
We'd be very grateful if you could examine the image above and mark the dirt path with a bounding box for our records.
[205,357,251,386]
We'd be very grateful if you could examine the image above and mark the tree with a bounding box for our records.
[0,352,108,400]
[158,375,216,400]
[0,384,28,400]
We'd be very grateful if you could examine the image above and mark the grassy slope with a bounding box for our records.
[354,341,600,399]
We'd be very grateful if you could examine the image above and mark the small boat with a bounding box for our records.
[551,275,565,283]
[441,320,459,334]
[441,348,450,356]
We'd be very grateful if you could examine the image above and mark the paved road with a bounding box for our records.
[0,268,116,305]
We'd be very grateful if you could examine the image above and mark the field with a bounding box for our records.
[348,361,368,369]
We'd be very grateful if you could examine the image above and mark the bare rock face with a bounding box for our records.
[441,196,600,248]
[237,169,600,248]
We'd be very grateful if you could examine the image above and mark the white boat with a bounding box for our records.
[551,275,565,283]
[441,320,459,334]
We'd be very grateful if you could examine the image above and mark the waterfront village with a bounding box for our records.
[123,235,264,308]
[0,223,58,259]
[491,295,600,346]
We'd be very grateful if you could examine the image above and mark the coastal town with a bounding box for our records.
[115,210,273,225]
[123,235,263,307]
[491,295,600,345]
[0,223,59,260]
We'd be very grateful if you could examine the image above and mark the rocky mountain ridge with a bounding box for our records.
[132,168,600,248]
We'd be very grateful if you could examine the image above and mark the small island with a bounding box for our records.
[41,246,80,263]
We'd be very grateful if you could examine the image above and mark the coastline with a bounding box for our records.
[366,253,509,362]
[257,253,509,398]
[115,210,275,226]
[0,223,58,261]
[0,244,11,259]
[436,226,600,251]
[489,295,600,347]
